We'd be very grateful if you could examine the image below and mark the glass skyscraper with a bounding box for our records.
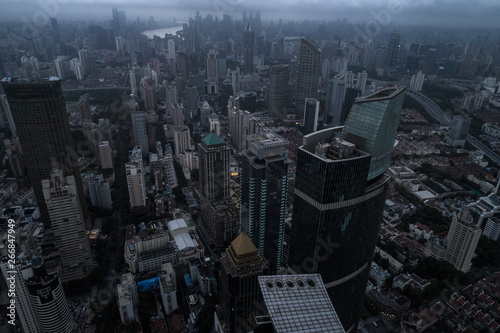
[1,77,90,228]
[296,37,321,113]
[240,132,291,273]
[341,87,407,180]
[288,87,406,332]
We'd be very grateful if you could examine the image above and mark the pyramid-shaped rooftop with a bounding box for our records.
[202,132,225,146]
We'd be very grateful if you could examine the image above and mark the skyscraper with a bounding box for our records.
[385,30,400,69]
[25,256,75,333]
[130,111,149,155]
[303,98,319,134]
[206,50,219,94]
[173,126,192,159]
[341,87,407,180]
[296,37,321,112]
[126,146,146,209]
[267,64,290,115]
[325,74,346,126]
[426,207,481,273]
[288,87,406,332]
[50,18,61,45]
[240,132,290,273]
[357,71,368,95]
[217,232,267,333]
[140,78,157,110]
[198,133,237,246]
[243,21,255,74]
[1,77,90,227]
[198,133,230,202]
[99,141,114,169]
[42,165,94,281]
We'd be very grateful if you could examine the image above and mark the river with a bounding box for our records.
[142,25,185,39]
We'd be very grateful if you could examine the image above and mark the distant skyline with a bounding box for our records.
[1,0,500,28]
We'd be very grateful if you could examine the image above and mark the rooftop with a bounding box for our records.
[202,132,225,146]
[258,274,345,333]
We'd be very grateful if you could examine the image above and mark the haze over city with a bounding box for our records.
[1,0,500,27]
[1,0,500,333]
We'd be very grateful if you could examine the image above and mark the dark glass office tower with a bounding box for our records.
[267,64,289,115]
[1,77,90,228]
[288,87,406,332]
[385,30,401,69]
[303,98,319,134]
[240,132,290,273]
[296,37,321,112]
[243,21,255,74]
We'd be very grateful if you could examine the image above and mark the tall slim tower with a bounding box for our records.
[1,77,90,227]
[243,21,255,74]
[267,64,289,115]
[325,74,346,126]
[198,133,230,202]
[50,18,61,45]
[426,207,481,273]
[240,132,290,273]
[296,37,321,112]
[126,146,146,209]
[206,50,219,94]
[288,87,406,332]
[25,257,75,333]
[218,232,267,333]
[385,30,400,69]
[130,111,149,155]
[198,133,236,246]
[42,165,94,282]
[303,98,319,134]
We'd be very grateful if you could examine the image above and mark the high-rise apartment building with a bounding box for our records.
[267,64,289,115]
[409,70,425,92]
[426,207,481,273]
[99,141,114,169]
[303,98,319,134]
[126,146,146,209]
[1,77,90,227]
[216,232,267,333]
[88,173,112,209]
[288,87,406,332]
[228,109,251,151]
[173,126,192,159]
[240,132,290,273]
[243,21,255,74]
[296,37,321,112]
[131,111,149,155]
[140,78,157,110]
[42,165,94,282]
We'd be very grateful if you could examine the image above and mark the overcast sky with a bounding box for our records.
[1,0,500,28]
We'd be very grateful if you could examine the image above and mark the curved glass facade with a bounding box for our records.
[289,127,391,332]
[341,87,406,180]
